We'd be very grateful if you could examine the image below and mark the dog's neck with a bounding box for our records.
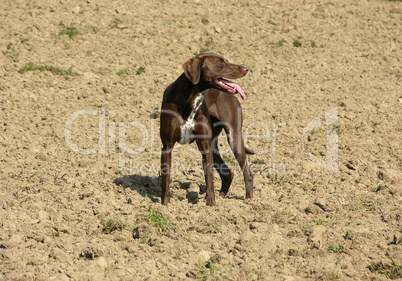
[166,73,208,117]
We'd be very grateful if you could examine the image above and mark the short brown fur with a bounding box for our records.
[160,53,254,206]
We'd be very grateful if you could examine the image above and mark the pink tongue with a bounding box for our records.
[224,80,247,100]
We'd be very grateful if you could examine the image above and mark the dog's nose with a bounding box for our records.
[242,67,248,74]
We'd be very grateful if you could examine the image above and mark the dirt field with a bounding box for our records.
[0,0,401,280]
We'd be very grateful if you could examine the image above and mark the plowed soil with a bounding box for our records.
[1,0,401,280]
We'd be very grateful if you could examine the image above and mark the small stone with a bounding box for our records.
[238,230,257,248]
[72,6,80,14]
[313,198,327,211]
[268,19,279,25]
[308,225,326,249]
[116,24,129,29]
[97,257,108,269]
[143,259,156,270]
[170,181,181,189]
[38,210,48,221]
[188,182,199,192]
[196,250,210,263]
[249,222,258,230]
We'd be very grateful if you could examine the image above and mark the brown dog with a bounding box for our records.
[160,53,254,206]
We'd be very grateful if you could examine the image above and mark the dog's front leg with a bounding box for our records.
[197,139,215,207]
[161,145,173,205]
[204,150,215,206]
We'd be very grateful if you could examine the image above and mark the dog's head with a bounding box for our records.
[182,53,248,100]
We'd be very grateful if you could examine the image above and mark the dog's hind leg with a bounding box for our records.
[211,126,233,198]
[224,121,254,200]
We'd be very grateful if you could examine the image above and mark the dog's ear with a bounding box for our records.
[182,56,203,85]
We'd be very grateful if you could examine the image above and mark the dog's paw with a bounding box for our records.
[245,147,256,155]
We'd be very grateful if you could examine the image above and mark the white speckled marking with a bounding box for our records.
[178,90,209,144]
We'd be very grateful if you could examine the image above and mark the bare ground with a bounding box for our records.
[0,0,401,280]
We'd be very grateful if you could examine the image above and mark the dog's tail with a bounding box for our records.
[245,147,256,155]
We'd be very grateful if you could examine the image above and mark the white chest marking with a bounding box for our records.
[179,90,209,144]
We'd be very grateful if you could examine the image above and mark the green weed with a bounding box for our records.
[223,155,236,165]
[59,27,79,39]
[102,219,125,234]
[117,68,129,76]
[19,63,78,76]
[114,18,124,26]
[311,40,318,48]
[196,261,218,280]
[53,171,67,185]
[317,269,341,281]
[147,201,174,235]
[136,66,145,75]
[282,210,298,221]
[246,52,255,59]
[293,39,302,47]
[91,26,99,34]
[137,232,150,244]
[10,170,38,182]
[367,259,402,279]
[316,218,328,225]
[21,32,31,43]
[371,184,395,196]
[4,47,16,55]
[328,246,340,253]
[371,185,384,192]
[205,222,222,233]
